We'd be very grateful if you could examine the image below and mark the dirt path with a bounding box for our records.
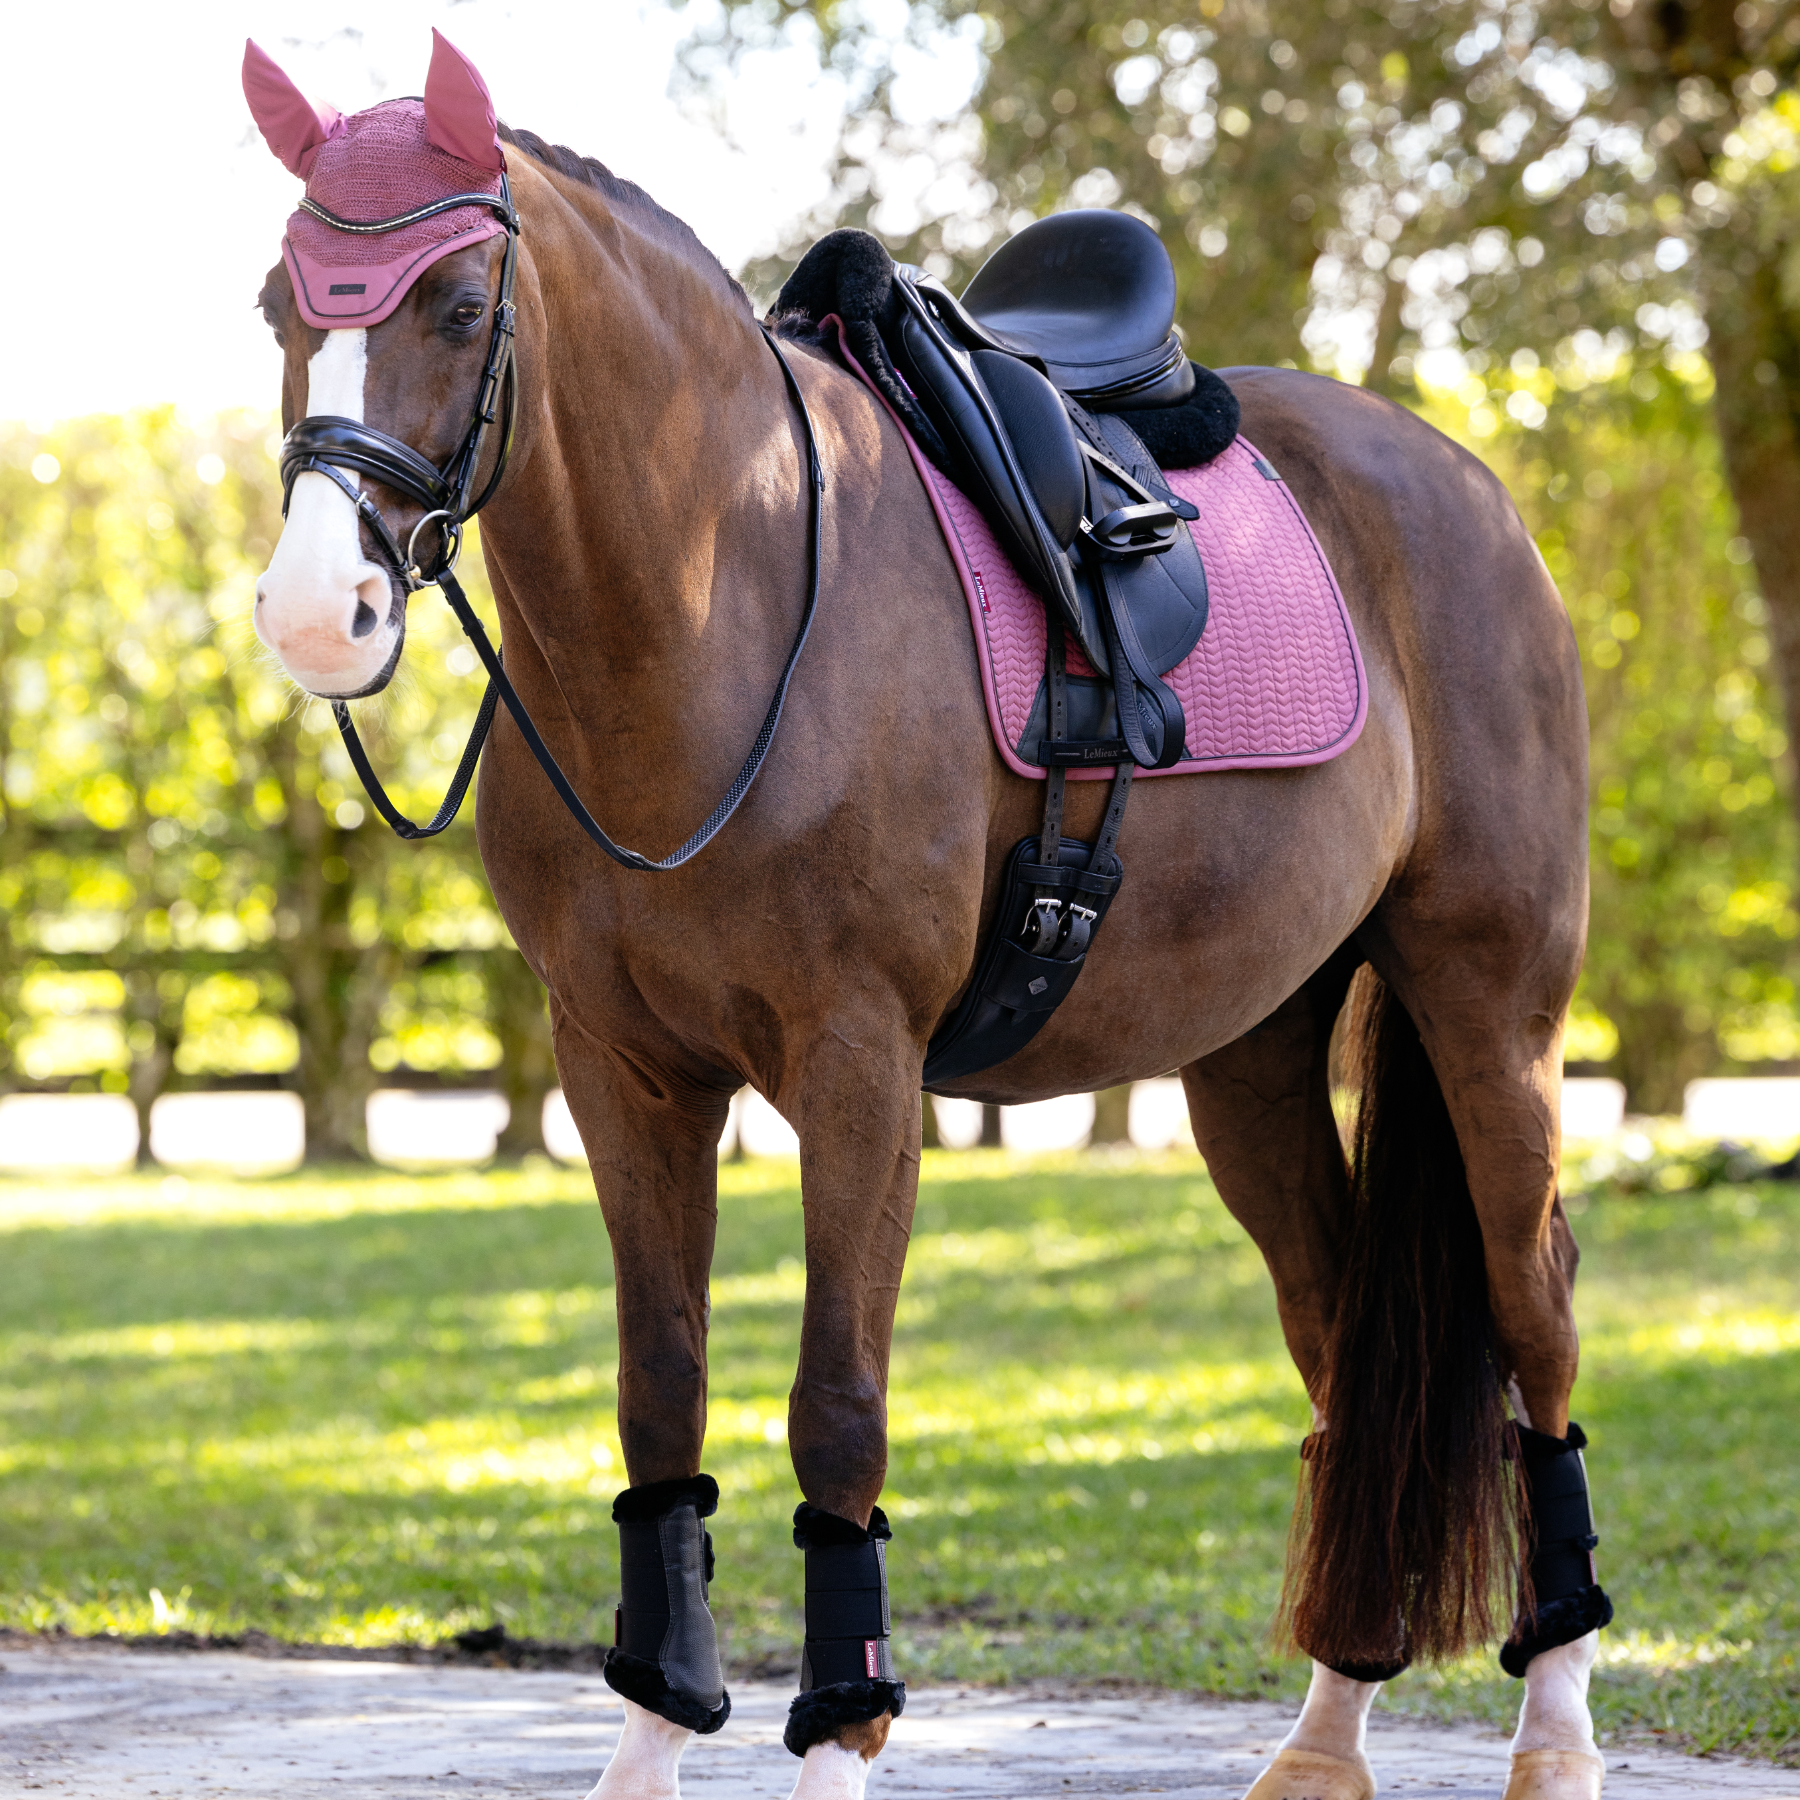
[3,1640,1793,1798]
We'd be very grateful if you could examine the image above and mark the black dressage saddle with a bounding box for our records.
[772,210,1242,1084]
[956,208,1196,408]
[775,209,1240,772]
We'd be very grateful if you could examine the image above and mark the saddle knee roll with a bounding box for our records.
[1501,1421,1614,1677]
[604,1473,731,1733]
[784,1503,906,1756]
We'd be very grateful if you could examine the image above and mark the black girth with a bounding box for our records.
[281,175,826,873]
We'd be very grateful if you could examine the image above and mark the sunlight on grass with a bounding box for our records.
[1,1151,1797,1757]
[0,1161,598,1231]
[1591,1309,1800,1362]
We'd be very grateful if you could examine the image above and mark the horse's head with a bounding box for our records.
[246,33,515,698]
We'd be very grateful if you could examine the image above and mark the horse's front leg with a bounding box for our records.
[780,1026,923,1800]
[558,1041,735,1800]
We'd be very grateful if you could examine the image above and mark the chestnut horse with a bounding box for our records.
[247,42,1601,1800]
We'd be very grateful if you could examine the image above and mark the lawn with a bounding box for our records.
[1,1150,1796,1759]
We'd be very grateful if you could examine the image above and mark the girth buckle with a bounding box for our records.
[1021,897,1063,955]
[1019,895,1098,960]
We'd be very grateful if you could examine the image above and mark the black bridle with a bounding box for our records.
[282,180,522,589]
[277,174,824,873]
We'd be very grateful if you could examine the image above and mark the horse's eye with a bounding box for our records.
[451,302,485,330]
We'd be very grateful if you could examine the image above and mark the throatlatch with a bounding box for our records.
[783,1504,906,1757]
[1501,1422,1614,1677]
[605,1475,731,1733]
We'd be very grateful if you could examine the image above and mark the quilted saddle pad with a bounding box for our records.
[859,350,1368,780]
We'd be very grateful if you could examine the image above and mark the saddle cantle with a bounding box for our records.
[959,209,1195,410]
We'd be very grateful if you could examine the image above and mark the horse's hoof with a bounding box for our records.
[1502,1748,1603,1798]
[1242,1746,1376,1800]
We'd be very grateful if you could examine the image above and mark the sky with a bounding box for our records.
[1,0,884,424]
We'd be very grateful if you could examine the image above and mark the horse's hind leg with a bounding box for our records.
[1367,911,1606,1796]
[1188,923,1604,1800]
[1180,947,1386,1800]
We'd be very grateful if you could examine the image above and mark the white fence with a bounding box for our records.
[0,1074,1790,1174]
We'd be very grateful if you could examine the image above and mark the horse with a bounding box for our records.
[244,33,1603,1800]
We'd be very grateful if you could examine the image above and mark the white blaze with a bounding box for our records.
[308,326,369,419]
[255,329,399,696]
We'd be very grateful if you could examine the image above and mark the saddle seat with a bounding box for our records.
[959,208,1194,410]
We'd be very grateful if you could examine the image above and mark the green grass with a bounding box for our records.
[1,1151,1797,1759]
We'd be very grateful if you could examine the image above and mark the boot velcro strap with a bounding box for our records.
[795,1505,895,1695]
[1519,1425,1599,1601]
[803,1540,890,1639]
[617,1516,675,1659]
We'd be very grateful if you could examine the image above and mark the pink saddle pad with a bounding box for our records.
[843,331,1367,780]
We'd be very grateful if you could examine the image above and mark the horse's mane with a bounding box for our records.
[497,124,752,318]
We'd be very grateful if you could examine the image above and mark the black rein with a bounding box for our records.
[276,174,827,873]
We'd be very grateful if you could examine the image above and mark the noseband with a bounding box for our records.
[275,175,825,873]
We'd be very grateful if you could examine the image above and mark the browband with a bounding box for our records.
[299,190,516,235]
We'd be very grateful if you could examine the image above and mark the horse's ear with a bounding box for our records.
[242,40,341,178]
[424,29,504,172]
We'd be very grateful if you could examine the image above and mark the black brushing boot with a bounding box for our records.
[1501,1423,1614,1677]
[604,1474,731,1733]
[783,1503,906,1757]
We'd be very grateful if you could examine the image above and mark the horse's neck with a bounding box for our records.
[478,173,798,758]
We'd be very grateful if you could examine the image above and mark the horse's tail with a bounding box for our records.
[1281,967,1520,1670]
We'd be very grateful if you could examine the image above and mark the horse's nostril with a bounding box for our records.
[351,599,381,640]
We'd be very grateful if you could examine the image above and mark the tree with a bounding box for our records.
[1470,367,1796,1111]
[693,0,1800,1105]
[715,0,1800,808]
[1090,1084,1133,1143]
[0,413,549,1159]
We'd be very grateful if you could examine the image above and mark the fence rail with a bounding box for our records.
[4,1076,1783,1176]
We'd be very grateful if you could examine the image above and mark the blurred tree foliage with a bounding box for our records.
[0,412,555,1159]
[692,0,1800,1104]
[0,393,1787,1115]
[1463,361,1797,1110]
[10,0,1800,1115]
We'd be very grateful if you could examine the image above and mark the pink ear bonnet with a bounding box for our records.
[244,31,507,330]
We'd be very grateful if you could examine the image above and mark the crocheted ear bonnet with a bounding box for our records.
[243,30,506,329]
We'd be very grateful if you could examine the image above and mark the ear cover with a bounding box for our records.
[424,29,505,172]
[242,40,342,178]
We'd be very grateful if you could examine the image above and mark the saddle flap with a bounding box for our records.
[969,350,1085,548]
[1075,419,1208,677]
[882,268,1205,695]
[888,276,1086,637]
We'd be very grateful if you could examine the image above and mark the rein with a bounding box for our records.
[278,177,827,873]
